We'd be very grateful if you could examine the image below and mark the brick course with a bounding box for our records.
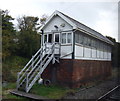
[41,59,112,88]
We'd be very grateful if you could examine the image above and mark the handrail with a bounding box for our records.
[19,42,47,75]
[27,43,55,77]
[17,42,61,93]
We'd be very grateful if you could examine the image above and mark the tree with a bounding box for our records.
[17,16,40,58]
[1,10,16,60]
[40,14,48,26]
[106,36,120,67]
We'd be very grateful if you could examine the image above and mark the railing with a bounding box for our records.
[17,42,60,93]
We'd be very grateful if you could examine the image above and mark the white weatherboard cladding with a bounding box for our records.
[75,44,111,61]
[108,52,111,60]
[104,52,107,59]
[62,55,72,59]
[61,45,72,58]
[92,49,96,58]
[75,45,83,57]
[43,16,73,32]
[84,47,91,58]
[99,51,103,58]
[97,50,99,58]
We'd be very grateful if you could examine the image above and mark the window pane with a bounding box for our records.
[48,34,52,43]
[75,33,79,43]
[67,33,72,43]
[55,34,59,42]
[79,34,83,44]
[61,33,66,44]
[87,37,91,46]
[83,36,88,45]
[44,35,47,43]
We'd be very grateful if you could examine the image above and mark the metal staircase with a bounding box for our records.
[16,42,60,93]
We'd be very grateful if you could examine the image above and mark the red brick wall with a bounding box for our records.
[41,59,112,88]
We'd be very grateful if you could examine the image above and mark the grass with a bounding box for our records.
[30,84,77,99]
[2,56,29,100]
[2,83,28,100]
[2,55,120,99]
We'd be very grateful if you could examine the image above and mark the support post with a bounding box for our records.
[16,72,20,90]
[52,43,55,64]
[26,73,28,93]
[72,30,75,59]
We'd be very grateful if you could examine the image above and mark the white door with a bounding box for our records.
[54,33,60,54]
[54,33,60,43]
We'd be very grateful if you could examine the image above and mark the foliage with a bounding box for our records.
[17,16,40,58]
[40,14,48,26]
[1,10,17,60]
[2,56,29,82]
[106,36,120,67]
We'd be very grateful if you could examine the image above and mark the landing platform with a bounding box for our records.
[10,89,48,100]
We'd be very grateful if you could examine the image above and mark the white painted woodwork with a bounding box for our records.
[97,50,99,58]
[84,47,91,58]
[108,52,111,60]
[43,16,73,32]
[61,45,72,57]
[75,44,111,61]
[75,45,83,57]
[92,48,96,58]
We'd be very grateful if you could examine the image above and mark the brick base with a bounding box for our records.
[41,59,112,88]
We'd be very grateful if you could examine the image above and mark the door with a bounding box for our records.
[54,33,60,54]
[54,33,60,43]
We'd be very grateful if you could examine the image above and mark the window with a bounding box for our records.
[67,33,72,43]
[108,46,111,52]
[55,34,59,42]
[61,33,66,44]
[75,33,79,43]
[96,40,100,49]
[79,34,83,44]
[83,36,88,45]
[87,37,91,46]
[44,35,47,43]
[100,42,103,51]
[48,34,52,43]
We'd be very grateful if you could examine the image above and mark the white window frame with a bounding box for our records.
[61,32,72,45]
[54,33,60,43]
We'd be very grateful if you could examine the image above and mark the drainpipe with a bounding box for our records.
[72,29,76,59]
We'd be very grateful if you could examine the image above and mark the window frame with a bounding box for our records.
[61,32,72,44]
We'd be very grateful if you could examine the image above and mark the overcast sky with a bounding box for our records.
[0,0,119,41]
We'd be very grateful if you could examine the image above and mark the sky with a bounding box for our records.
[0,0,119,41]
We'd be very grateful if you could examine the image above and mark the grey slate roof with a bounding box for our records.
[59,11,114,45]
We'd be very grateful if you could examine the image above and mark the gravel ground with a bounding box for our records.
[63,77,120,100]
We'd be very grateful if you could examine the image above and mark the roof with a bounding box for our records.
[41,10,114,45]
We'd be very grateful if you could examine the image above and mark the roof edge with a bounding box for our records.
[40,10,77,31]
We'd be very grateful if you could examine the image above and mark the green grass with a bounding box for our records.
[2,83,28,100]
[30,84,77,99]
